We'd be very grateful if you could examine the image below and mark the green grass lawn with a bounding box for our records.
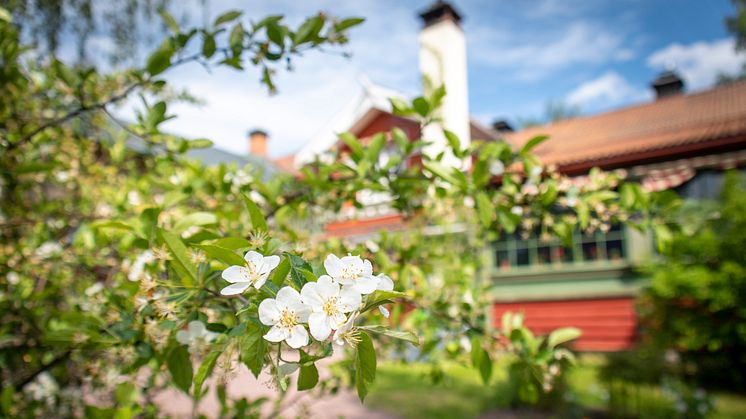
[365,356,746,419]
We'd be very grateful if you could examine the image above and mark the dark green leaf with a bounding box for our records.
[361,290,406,313]
[339,132,363,161]
[229,23,244,51]
[241,325,266,378]
[168,346,193,393]
[443,129,461,157]
[297,363,319,391]
[412,97,430,117]
[270,256,291,286]
[202,33,216,58]
[355,332,376,401]
[293,16,323,46]
[146,41,173,76]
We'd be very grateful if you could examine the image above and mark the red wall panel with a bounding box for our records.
[493,297,638,351]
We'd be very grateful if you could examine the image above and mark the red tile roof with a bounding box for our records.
[505,79,746,173]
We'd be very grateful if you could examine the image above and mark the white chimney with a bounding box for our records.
[418,1,470,169]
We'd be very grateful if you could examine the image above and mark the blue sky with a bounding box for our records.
[104,0,743,158]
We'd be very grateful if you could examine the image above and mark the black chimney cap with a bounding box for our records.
[651,70,685,99]
[248,128,268,137]
[491,120,514,133]
[419,1,462,28]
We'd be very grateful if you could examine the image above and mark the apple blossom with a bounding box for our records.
[333,312,361,347]
[324,254,378,294]
[301,275,361,341]
[220,251,280,295]
[176,320,217,345]
[258,287,311,349]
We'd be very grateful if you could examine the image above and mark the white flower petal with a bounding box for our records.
[379,306,390,318]
[354,276,379,295]
[324,254,343,278]
[300,282,324,309]
[263,255,280,271]
[275,286,302,310]
[244,250,264,265]
[176,330,190,345]
[308,312,332,341]
[293,302,311,323]
[362,259,373,276]
[188,320,206,336]
[330,311,347,328]
[258,298,280,326]
[285,325,309,348]
[253,274,268,290]
[263,325,288,342]
[220,282,251,296]
[221,265,248,283]
[316,275,339,299]
[376,273,394,291]
[339,286,362,312]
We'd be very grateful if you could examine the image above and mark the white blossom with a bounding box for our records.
[24,372,58,405]
[324,254,378,295]
[301,275,361,341]
[489,160,505,176]
[258,287,311,348]
[176,320,218,353]
[35,241,62,259]
[220,251,280,295]
[128,250,155,282]
[7,271,19,285]
[333,312,360,347]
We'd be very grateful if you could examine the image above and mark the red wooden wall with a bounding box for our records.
[492,297,638,351]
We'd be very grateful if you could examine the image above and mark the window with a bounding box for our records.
[492,224,627,272]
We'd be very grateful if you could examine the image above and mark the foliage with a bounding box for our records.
[639,172,746,391]
[0,4,668,417]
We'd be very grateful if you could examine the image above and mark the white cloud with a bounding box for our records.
[647,38,745,91]
[470,21,632,81]
[566,71,650,109]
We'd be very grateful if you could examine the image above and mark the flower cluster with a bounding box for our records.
[220,252,393,349]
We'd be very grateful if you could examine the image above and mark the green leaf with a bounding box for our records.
[412,97,430,117]
[242,193,268,231]
[158,229,197,285]
[297,363,319,391]
[188,138,213,149]
[478,349,493,384]
[146,41,173,76]
[293,15,323,46]
[195,244,245,266]
[194,350,221,397]
[364,133,386,167]
[339,132,363,161]
[270,256,291,286]
[547,327,582,348]
[213,10,242,27]
[212,237,251,250]
[90,220,134,231]
[520,135,549,155]
[476,192,493,227]
[286,253,313,288]
[361,290,406,313]
[168,345,193,394]
[358,325,419,345]
[443,129,461,156]
[424,161,458,185]
[355,332,376,402]
[229,23,244,51]
[173,212,217,234]
[202,33,216,58]
[159,9,180,33]
[334,17,365,32]
[241,324,266,378]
